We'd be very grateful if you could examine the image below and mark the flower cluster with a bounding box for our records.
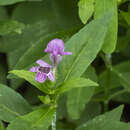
[30,38,72,83]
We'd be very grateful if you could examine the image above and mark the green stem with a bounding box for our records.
[108,89,127,101]
[101,53,112,112]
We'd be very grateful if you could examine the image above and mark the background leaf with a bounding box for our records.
[94,0,118,53]
[76,105,124,130]
[66,66,98,119]
[0,84,32,122]
[0,0,42,6]
[7,106,55,130]
[0,20,25,36]
[57,11,112,85]
[78,0,94,24]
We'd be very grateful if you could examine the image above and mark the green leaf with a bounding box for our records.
[66,66,98,119]
[14,27,80,70]
[0,64,7,84]
[94,0,118,53]
[97,61,130,95]
[0,0,42,6]
[12,0,80,25]
[55,78,98,94]
[97,69,120,94]
[120,10,130,25]
[7,106,55,130]
[111,61,130,91]
[112,91,130,103]
[0,20,25,35]
[67,87,95,119]
[38,95,51,104]
[57,94,68,120]
[10,70,51,94]
[116,30,130,52]
[0,121,4,130]
[0,84,32,121]
[78,0,94,24]
[58,11,112,85]
[78,102,101,125]
[76,105,124,130]
[77,119,130,130]
[0,7,8,20]
[101,105,124,121]
[0,104,19,122]
[82,66,98,81]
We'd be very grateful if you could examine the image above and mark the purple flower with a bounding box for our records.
[45,38,72,66]
[30,60,55,83]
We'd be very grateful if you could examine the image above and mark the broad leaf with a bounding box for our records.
[116,29,130,52]
[0,0,42,6]
[120,9,130,25]
[0,7,8,20]
[0,20,25,36]
[0,64,7,84]
[66,66,98,119]
[7,106,55,130]
[58,11,112,85]
[0,84,32,121]
[97,61,130,94]
[76,105,124,130]
[111,61,130,91]
[67,87,95,119]
[55,78,98,94]
[77,120,130,130]
[12,0,81,25]
[94,0,118,53]
[14,27,80,70]
[0,121,4,130]
[0,104,19,122]
[10,70,51,94]
[78,102,101,125]
[78,0,94,24]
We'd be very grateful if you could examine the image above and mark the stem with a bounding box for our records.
[52,111,56,130]
[104,68,110,112]
[101,53,112,112]
[108,89,127,101]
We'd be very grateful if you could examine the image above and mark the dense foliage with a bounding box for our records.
[0,0,130,130]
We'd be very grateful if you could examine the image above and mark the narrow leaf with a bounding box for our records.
[10,70,51,94]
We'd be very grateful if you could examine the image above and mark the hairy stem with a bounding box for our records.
[52,111,56,130]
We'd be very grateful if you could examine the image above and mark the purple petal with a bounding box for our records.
[48,71,55,82]
[35,72,47,83]
[36,59,51,67]
[50,54,62,65]
[30,66,39,72]
[63,52,72,55]
[45,38,64,55]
